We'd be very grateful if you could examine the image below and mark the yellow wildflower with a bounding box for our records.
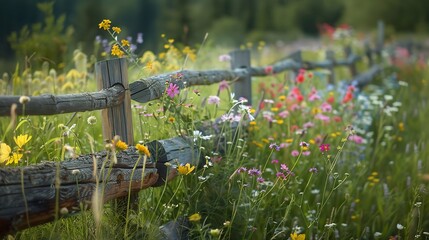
[311,107,321,115]
[136,144,151,157]
[0,143,23,165]
[164,44,170,49]
[168,39,174,44]
[111,44,124,57]
[210,229,221,237]
[177,163,195,175]
[0,143,12,164]
[271,107,279,112]
[398,122,404,131]
[278,95,286,101]
[168,116,175,123]
[182,46,196,61]
[249,121,257,126]
[112,26,121,34]
[115,140,128,151]
[7,153,23,165]
[290,232,306,240]
[188,213,201,222]
[121,39,130,47]
[276,119,284,125]
[14,134,32,149]
[98,19,111,30]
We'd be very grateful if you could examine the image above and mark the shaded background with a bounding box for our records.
[1,0,428,71]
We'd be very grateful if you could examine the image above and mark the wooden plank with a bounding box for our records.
[0,147,158,236]
[0,85,125,116]
[96,58,134,145]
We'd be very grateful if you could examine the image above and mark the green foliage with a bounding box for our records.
[7,2,74,69]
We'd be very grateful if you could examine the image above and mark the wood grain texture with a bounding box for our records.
[0,147,158,236]
[130,69,248,103]
[0,85,125,116]
[96,58,134,145]
[230,50,252,105]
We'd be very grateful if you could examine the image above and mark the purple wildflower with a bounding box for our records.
[237,167,247,173]
[257,177,265,183]
[207,96,221,106]
[309,167,318,173]
[269,143,281,151]
[248,168,262,176]
[271,159,279,164]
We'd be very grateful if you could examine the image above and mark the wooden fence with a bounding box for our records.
[0,22,402,236]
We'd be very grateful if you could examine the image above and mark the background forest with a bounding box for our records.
[1,0,428,73]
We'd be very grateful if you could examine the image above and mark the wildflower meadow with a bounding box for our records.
[1,15,429,240]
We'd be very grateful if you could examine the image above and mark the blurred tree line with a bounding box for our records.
[0,0,427,69]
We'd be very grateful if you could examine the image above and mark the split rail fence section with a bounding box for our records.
[0,22,415,235]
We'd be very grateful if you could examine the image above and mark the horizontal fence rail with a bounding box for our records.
[0,85,126,116]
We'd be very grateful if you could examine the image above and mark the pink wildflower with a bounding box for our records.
[218,54,231,62]
[291,150,300,157]
[319,144,330,152]
[315,113,330,123]
[308,88,321,101]
[278,110,289,118]
[166,83,180,98]
[320,102,332,112]
[348,135,364,144]
[264,65,274,75]
[218,80,229,92]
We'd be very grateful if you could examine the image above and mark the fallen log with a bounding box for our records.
[0,147,158,236]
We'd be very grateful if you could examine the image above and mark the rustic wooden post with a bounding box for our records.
[95,58,134,146]
[229,50,252,105]
[344,46,358,77]
[325,50,336,84]
[377,20,384,54]
[375,20,385,62]
[288,50,302,82]
[364,41,374,67]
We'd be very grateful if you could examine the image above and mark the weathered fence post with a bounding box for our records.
[229,50,252,105]
[325,50,336,84]
[95,58,134,146]
[377,20,384,55]
[288,50,302,82]
[344,46,358,77]
[364,41,374,67]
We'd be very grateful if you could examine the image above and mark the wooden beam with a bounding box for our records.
[0,147,158,236]
[130,69,248,103]
[0,85,125,116]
